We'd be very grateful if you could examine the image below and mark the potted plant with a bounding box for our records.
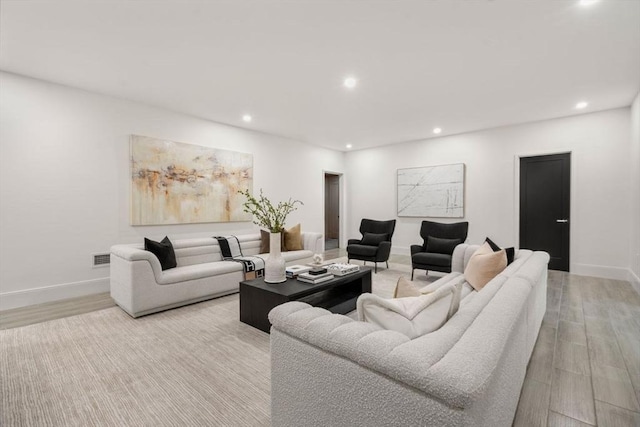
[238,189,303,283]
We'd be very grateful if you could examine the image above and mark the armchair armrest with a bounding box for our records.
[376,241,392,262]
[347,238,361,246]
[410,244,423,256]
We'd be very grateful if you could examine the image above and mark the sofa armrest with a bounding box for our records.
[110,244,164,281]
[269,302,409,364]
[301,232,323,254]
[451,244,480,273]
[410,244,423,256]
[111,244,155,263]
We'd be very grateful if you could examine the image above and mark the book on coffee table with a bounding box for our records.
[297,274,335,285]
[286,265,312,278]
[326,263,360,276]
[298,271,332,280]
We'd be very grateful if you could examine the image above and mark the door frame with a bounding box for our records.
[322,170,345,250]
[513,150,574,270]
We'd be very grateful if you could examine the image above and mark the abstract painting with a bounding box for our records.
[397,163,465,218]
[130,135,253,225]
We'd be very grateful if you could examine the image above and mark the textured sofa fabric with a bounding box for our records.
[110,232,322,317]
[269,244,549,427]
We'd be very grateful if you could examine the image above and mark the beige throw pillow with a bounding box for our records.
[283,224,303,251]
[393,276,422,298]
[464,242,507,291]
[357,282,463,339]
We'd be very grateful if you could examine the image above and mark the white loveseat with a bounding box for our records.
[110,232,322,317]
[268,243,549,427]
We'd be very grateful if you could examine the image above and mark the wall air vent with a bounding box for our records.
[92,253,111,268]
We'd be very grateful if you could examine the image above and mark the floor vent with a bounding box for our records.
[92,253,111,268]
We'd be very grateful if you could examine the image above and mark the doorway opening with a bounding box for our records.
[324,173,341,250]
[519,153,571,271]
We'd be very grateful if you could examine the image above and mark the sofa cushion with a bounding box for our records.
[283,224,303,251]
[144,236,177,270]
[464,242,507,290]
[360,232,388,246]
[426,236,461,255]
[412,252,451,267]
[393,277,422,298]
[281,250,314,262]
[347,244,378,257]
[157,261,243,285]
[357,282,462,339]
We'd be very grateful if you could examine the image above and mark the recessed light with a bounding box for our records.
[242,114,252,122]
[433,127,442,134]
[346,144,353,149]
[575,101,588,110]
[343,77,357,89]
[579,0,598,6]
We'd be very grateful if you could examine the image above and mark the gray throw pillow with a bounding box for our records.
[361,232,388,246]
[426,236,461,255]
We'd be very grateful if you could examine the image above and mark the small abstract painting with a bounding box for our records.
[397,163,465,218]
[130,135,253,225]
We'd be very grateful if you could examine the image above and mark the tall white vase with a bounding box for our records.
[264,232,286,283]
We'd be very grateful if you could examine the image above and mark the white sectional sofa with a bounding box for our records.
[110,232,322,317]
[268,243,550,427]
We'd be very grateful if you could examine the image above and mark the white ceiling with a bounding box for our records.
[1,1,639,151]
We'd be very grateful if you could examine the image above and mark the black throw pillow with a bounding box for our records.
[485,237,515,265]
[426,236,462,255]
[360,232,388,246]
[144,236,177,270]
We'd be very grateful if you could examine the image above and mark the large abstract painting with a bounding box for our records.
[397,163,465,218]
[130,135,253,225]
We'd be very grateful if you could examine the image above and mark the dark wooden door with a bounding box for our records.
[324,174,340,239]
[520,153,570,271]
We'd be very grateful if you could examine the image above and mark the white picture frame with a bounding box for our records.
[397,163,465,218]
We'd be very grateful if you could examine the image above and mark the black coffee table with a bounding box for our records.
[239,267,373,333]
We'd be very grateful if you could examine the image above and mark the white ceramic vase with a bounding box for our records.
[264,232,286,283]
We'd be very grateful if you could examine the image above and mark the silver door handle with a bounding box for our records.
[556,219,569,223]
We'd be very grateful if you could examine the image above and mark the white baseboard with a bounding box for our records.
[391,246,411,256]
[0,277,109,311]
[628,269,640,295]
[570,263,631,281]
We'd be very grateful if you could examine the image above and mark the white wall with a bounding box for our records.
[630,92,640,291]
[346,108,633,280]
[0,72,345,309]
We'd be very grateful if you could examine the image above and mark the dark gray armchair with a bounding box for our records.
[411,221,469,279]
[347,219,396,273]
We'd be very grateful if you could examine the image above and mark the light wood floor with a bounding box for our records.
[1,252,639,426]
[513,270,640,427]
[0,292,116,330]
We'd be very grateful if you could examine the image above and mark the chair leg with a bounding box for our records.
[411,269,414,280]
[386,261,389,269]
[374,263,377,273]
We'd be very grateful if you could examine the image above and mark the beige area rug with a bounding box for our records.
[0,259,440,426]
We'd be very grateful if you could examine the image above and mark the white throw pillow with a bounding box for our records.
[357,282,462,339]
